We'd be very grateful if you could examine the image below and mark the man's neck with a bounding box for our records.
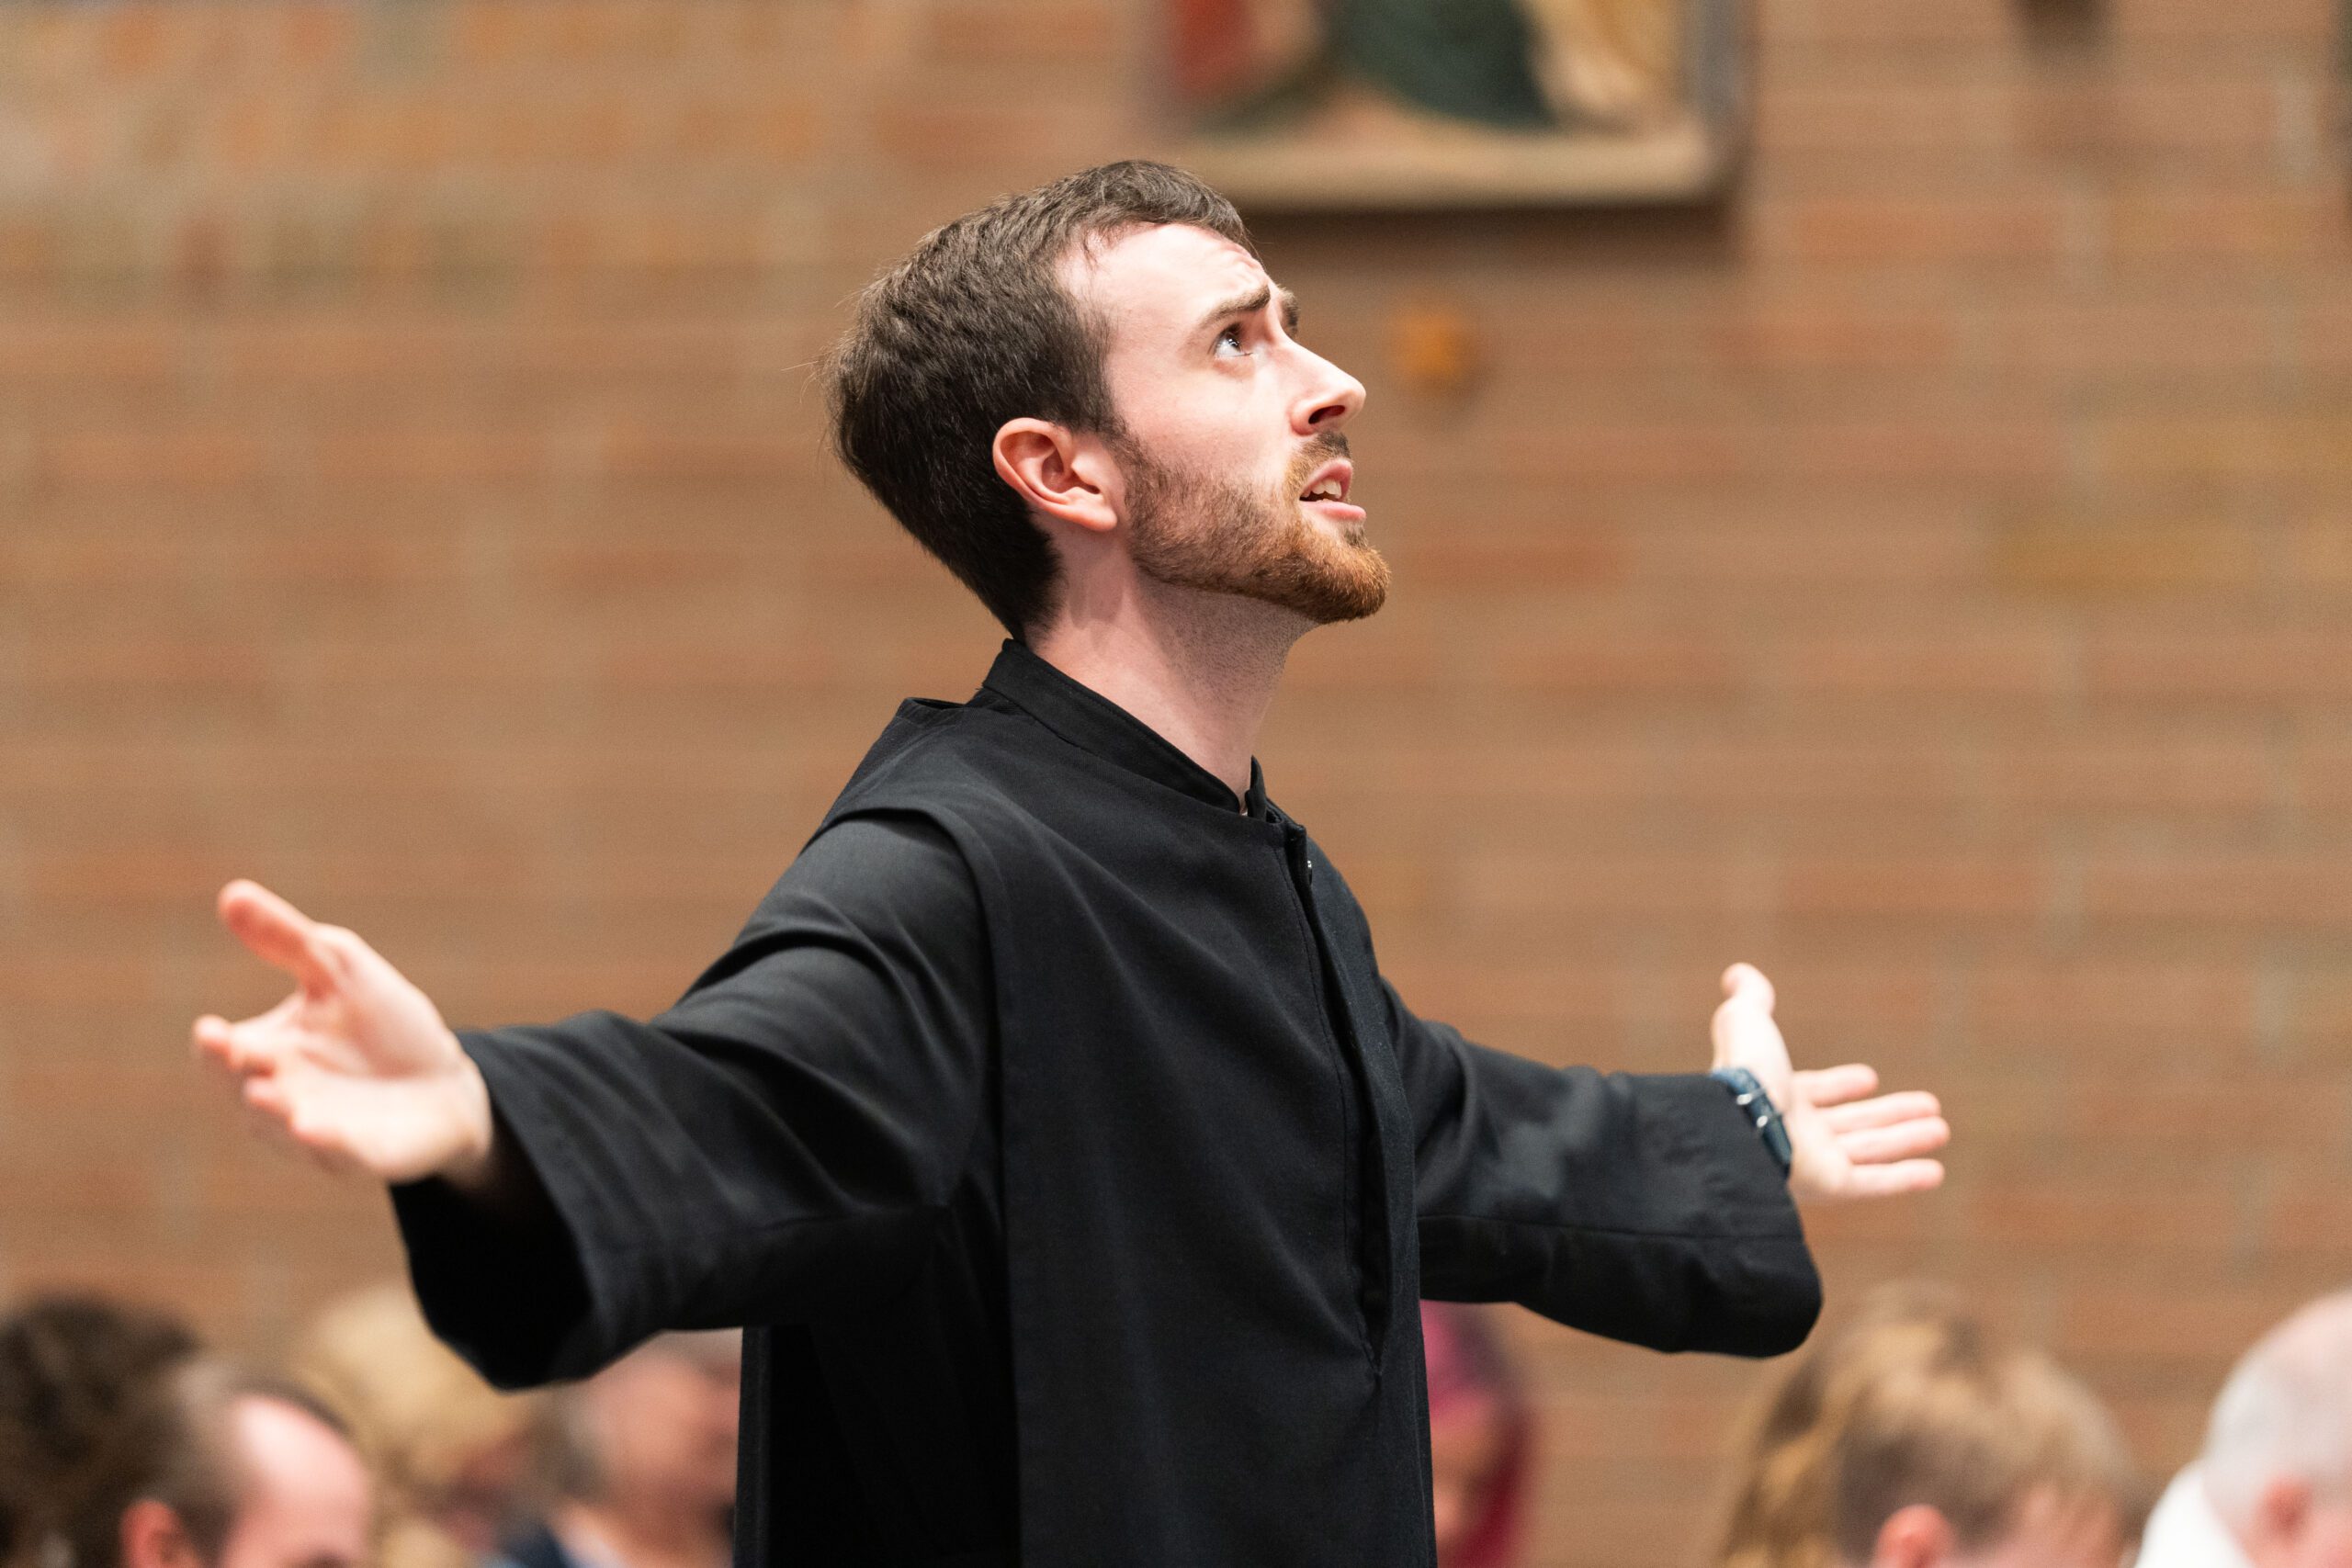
[1027,584,1306,807]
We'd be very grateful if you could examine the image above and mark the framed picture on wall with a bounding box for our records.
[1165,0,1746,209]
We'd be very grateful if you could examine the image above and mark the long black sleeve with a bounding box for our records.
[1389,983,1821,1356]
[392,814,992,1388]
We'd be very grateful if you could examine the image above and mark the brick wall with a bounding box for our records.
[2,2,2346,1562]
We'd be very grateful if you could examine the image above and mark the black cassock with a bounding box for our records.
[394,641,1820,1568]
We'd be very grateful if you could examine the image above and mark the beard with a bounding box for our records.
[1119,432,1390,626]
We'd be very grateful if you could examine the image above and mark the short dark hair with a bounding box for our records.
[0,1295,354,1568]
[0,1294,206,1568]
[826,162,1255,637]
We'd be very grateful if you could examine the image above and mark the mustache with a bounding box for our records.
[1284,432,1351,492]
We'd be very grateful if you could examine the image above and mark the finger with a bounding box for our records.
[243,1073,294,1121]
[217,880,336,998]
[193,1014,275,1077]
[193,1013,235,1066]
[194,1012,297,1078]
[1719,963,1776,1014]
[1836,1116,1951,1166]
[1819,1089,1939,1133]
[198,1024,268,1122]
[1826,1158,1945,1200]
[1792,1064,1880,1109]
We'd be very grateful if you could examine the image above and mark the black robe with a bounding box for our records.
[394,640,1819,1568]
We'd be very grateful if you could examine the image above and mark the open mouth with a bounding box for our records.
[1297,459,1365,523]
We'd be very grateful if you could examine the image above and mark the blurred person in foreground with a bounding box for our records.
[1421,1303,1532,1568]
[294,1284,547,1568]
[1714,1284,2143,1568]
[497,1334,739,1568]
[0,1294,370,1568]
[2138,1290,2352,1568]
[193,160,1951,1567]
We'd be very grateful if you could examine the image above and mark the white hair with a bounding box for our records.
[2201,1292,2352,1530]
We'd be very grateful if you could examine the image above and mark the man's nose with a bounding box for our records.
[1292,349,1366,435]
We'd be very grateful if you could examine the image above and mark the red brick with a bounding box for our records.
[34,426,273,491]
[921,1,1118,64]
[1966,957,2263,1056]
[2054,1284,2308,1371]
[1975,301,2284,382]
[1990,513,2264,595]
[2105,186,2352,270]
[2108,0,2335,41]
[2094,413,2352,485]
[1760,78,2018,161]
[1773,0,2018,51]
[1769,626,2071,700]
[2019,76,2290,164]
[2087,628,2352,704]
[1707,299,1963,375]
[1483,626,1746,700]
[2080,852,2352,928]
[1962,1182,2243,1258]
[1454,852,1769,922]
[1759,191,2073,271]
[1779,855,2046,922]
[1619,503,1987,587]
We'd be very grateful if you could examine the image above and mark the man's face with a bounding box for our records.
[216,1397,372,1568]
[580,1340,742,1515]
[1068,221,1387,625]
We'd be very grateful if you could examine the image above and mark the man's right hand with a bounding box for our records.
[193,880,497,1190]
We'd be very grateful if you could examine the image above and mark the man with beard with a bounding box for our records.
[194,162,1949,1568]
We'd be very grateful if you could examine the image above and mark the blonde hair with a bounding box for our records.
[291,1285,546,1568]
[1713,1283,2145,1568]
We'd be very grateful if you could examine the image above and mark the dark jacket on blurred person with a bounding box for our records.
[394,644,1819,1568]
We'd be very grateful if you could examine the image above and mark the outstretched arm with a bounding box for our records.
[1398,964,1949,1355]
[192,816,992,1385]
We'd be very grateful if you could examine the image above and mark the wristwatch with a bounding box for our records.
[1710,1066,1793,1179]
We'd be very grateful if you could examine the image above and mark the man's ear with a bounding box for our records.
[992,419,1121,536]
[119,1499,204,1568]
[1870,1504,1956,1568]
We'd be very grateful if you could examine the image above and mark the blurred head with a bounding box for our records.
[293,1285,544,1568]
[1714,1283,2143,1568]
[2199,1292,2352,1568]
[548,1333,740,1523]
[150,1390,372,1568]
[1421,1303,1531,1568]
[0,1294,369,1568]
[828,161,1383,639]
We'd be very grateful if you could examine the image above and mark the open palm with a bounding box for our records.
[192,880,492,1185]
[1709,963,1950,1204]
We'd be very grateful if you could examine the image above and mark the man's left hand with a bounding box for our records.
[1709,962,1950,1204]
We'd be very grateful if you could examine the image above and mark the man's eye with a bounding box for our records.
[1214,324,1249,357]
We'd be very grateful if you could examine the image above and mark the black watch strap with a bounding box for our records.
[1710,1066,1794,1179]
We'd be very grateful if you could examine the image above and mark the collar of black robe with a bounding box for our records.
[977,638,1273,821]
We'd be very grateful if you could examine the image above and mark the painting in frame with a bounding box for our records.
[1165,0,1746,209]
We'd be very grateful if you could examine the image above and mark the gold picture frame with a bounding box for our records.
[1167,0,1746,209]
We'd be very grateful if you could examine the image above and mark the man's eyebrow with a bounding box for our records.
[1197,284,1301,336]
